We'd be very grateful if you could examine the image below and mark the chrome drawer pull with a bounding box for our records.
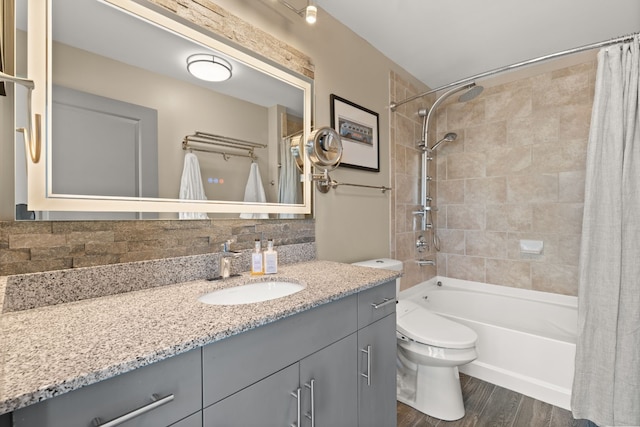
[361,345,371,386]
[304,379,315,427]
[91,393,174,427]
[371,297,395,310]
[290,387,301,427]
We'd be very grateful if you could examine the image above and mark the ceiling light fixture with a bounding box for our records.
[186,54,232,82]
[278,0,318,25]
[305,3,317,24]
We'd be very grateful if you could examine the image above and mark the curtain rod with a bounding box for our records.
[390,31,640,111]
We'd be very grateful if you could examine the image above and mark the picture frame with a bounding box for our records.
[330,94,379,172]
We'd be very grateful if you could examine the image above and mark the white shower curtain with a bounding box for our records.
[571,35,640,426]
[278,135,301,219]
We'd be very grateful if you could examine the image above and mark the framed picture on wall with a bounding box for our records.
[330,94,379,172]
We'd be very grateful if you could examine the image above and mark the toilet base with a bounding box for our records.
[397,364,465,421]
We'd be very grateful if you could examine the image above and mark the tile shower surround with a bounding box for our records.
[390,58,596,296]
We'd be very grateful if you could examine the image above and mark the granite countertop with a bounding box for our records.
[0,260,399,415]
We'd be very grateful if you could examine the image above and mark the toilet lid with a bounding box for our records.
[396,300,477,349]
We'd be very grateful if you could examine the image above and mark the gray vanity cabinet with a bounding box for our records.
[7,280,397,427]
[356,281,398,427]
[201,280,397,427]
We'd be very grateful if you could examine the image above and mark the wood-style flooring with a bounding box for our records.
[397,374,596,427]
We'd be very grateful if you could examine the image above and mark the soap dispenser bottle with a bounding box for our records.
[251,239,264,275]
[264,239,278,274]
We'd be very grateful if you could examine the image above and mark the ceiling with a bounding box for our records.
[315,0,640,90]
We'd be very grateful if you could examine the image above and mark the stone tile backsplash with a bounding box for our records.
[0,219,315,276]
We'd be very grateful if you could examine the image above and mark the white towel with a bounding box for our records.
[179,152,209,219]
[240,162,268,219]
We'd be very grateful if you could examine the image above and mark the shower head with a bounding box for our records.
[418,81,482,128]
[443,132,457,141]
[430,132,457,151]
[417,82,482,118]
[458,84,484,102]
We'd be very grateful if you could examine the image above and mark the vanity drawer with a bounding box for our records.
[202,294,358,407]
[13,349,202,427]
[358,280,396,328]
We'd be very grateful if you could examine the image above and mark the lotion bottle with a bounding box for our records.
[251,239,264,275]
[264,239,278,274]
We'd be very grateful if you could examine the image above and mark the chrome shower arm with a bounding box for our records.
[421,83,475,147]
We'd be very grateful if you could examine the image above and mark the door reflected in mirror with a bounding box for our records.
[15,0,312,219]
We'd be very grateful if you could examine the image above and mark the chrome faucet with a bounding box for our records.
[220,240,241,279]
[221,257,232,279]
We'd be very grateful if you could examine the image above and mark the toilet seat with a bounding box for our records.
[396,300,477,349]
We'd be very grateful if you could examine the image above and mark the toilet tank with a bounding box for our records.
[351,258,403,297]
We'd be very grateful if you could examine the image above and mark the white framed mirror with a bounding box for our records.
[17,0,312,220]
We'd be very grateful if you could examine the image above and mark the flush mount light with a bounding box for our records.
[186,54,232,82]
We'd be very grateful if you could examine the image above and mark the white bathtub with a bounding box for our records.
[399,276,577,410]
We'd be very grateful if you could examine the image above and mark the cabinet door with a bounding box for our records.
[203,363,299,427]
[300,334,358,427]
[358,314,397,427]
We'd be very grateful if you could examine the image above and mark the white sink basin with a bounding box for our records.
[198,281,305,305]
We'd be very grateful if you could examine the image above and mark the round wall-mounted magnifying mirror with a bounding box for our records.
[305,127,343,171]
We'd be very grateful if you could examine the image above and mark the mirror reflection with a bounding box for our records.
[15,0,310,220]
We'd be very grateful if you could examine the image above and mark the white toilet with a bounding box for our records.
[352,259,478,421]
[396,299,477,421]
